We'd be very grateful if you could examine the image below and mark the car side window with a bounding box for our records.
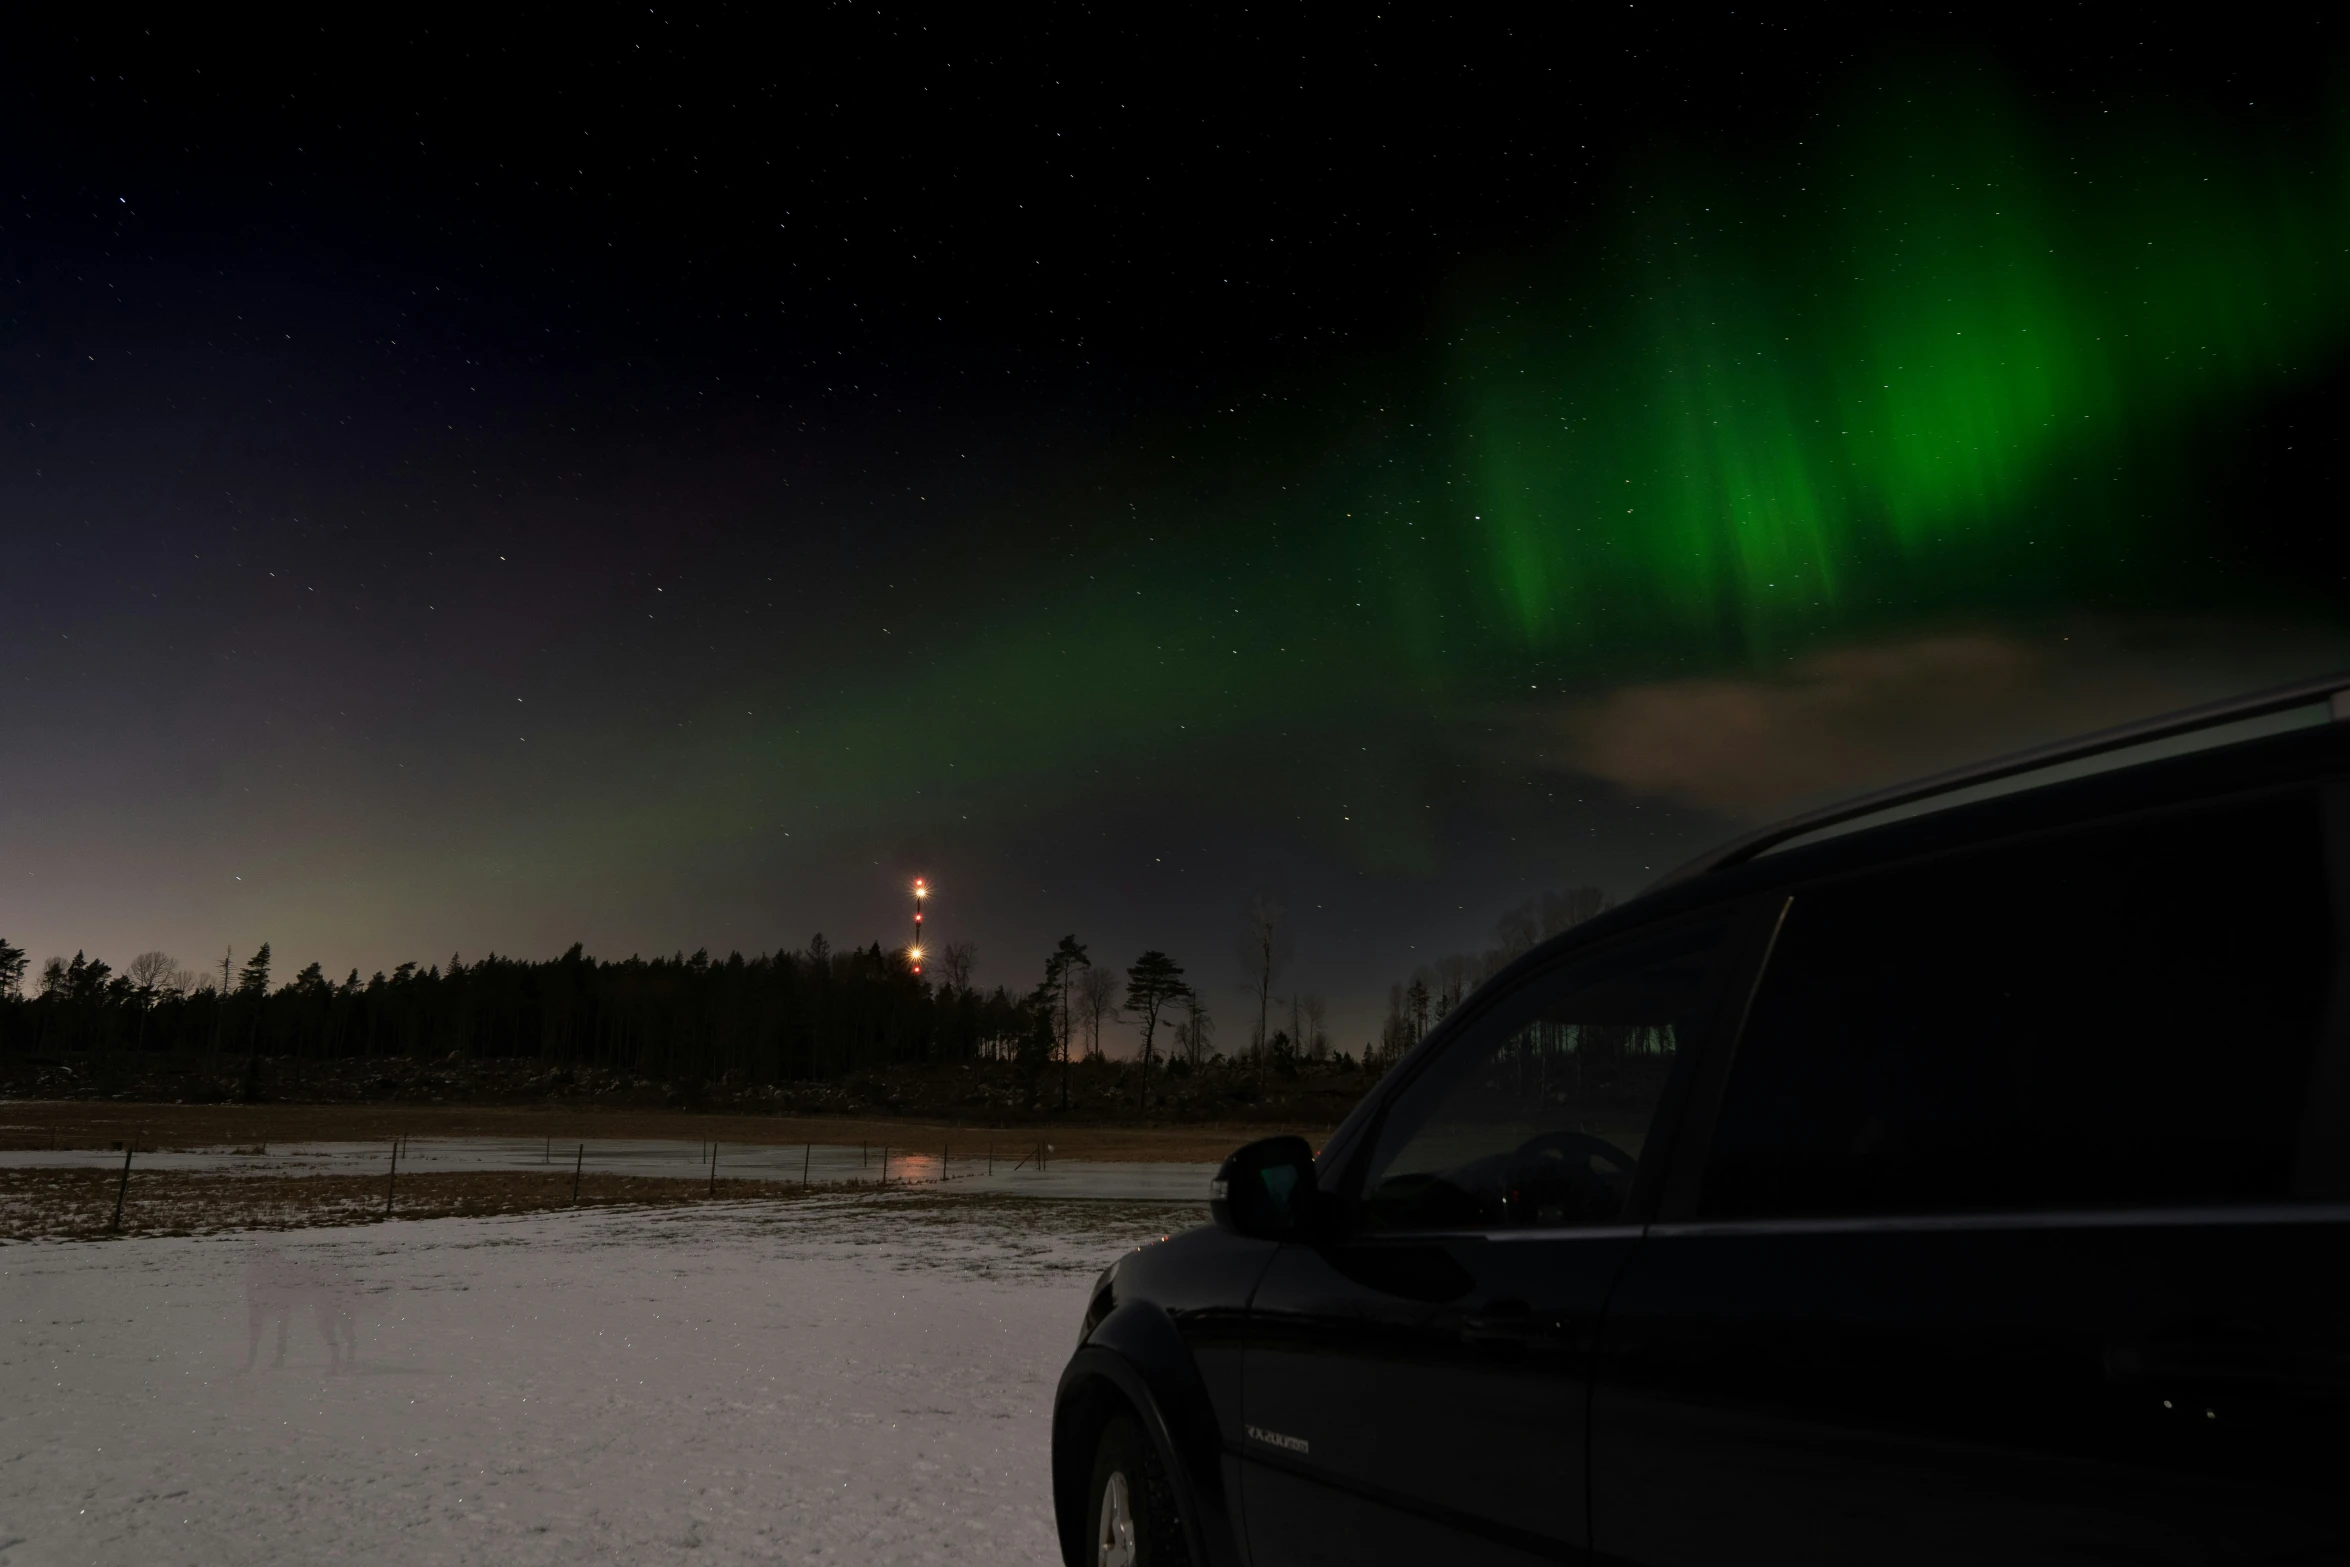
[1701,794,2332,1220]
[1356,917,1736,1232]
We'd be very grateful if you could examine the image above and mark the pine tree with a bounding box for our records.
[1123,951,1191,1115]
[66,953,113,1003]
[237,944,273,996]
[1044,935,1089,1110]
[237,943,273,1101]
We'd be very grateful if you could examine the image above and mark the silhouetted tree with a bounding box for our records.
[1175,990,1215,1067]
[124,951,176,999]
[1300,992,1329,1060]
[66,952,113,1004]
[237,945,273,996]
[1234,894,1291,1072]
[1045,935,1089,1109]
[1077,964,1120,1062]
[236,943,274,1098]
[1124,951,1191,1114]
[0,937,26,1001]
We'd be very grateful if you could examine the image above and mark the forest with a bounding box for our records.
[0,884,1605,1099]
[0,935,1070,1083]
[0,929,1234,1102]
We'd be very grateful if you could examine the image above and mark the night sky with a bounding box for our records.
[7,12,2350,1048]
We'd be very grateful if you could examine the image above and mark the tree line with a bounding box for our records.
[0,885,1598,1097]
[0,929,1223,1106]
[1373,887,1612,1065]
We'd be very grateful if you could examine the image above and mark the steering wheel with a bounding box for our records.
[1500,1130,1638,1222]
[1514,1129,1637,1176]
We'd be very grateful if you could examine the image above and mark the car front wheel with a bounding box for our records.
[1087,1413,1186,1567]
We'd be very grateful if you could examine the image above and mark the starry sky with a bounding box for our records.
[6,12,2350,1049]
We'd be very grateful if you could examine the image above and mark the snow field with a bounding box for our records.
[0,1192,1204,1564]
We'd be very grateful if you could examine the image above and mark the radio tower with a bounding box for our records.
[909,878,928,975]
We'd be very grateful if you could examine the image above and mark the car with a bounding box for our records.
[1051,672,2350,1567]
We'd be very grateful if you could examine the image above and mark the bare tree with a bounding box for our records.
[125,950,177,997]
[1495,886,1611,961]
[1177,992,1215,1066]
[1233,893,1292,1070]
[121,950,178,1053]
[1300,993,1329,1060]
[1372,983,1415,1069]
[1077,964,1120,1061]
[1434,952,1476,1019]
[938,941,976,992]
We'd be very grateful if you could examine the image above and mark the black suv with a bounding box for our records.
[1053,677,2350,1567]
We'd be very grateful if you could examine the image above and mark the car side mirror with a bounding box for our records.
[1210,1135,1319,1239]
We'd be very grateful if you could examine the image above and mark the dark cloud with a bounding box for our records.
[1545,620,2350,820]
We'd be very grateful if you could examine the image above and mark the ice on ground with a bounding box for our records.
[0,1139,1220,1201]
[0,1191,1205,1564]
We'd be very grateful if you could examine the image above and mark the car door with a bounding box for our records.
[1591,788,2350,1566]
[1241,907,1766,1567]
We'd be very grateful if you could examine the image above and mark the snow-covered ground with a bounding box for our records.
[0,1190,1207,1564]
[0,1140,1219,1202]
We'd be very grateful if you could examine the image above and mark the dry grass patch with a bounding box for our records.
[0,1167,845,1243]
[0,1102,1304,1162]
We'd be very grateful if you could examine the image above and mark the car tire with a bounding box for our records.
[1086,1412,1189,1567]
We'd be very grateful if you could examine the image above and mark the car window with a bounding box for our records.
[1357,918,1736,1232]
[1701,795,2332,1220]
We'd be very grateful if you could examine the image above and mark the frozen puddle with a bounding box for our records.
[0,1190,1206,1564]
[0,1139,1219,1202]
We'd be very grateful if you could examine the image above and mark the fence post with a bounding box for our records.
[572,1143,584,1204]
[708,1140,718,1198]
[110,1145,132,1232]
[383,1137,399,1219]
[802,1142,811,1187]
[879,1146,889,1188]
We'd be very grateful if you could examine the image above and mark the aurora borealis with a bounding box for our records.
[5,14,2349,1044]
[1455,70,2350,656]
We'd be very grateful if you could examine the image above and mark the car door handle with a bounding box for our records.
[1462,1298,1542,1352]
[2106,1337,2350,1392]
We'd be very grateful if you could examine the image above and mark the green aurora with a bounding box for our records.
[618,65,2350,875]
[1455,71,2350,660]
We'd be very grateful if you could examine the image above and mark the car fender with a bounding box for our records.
[1055,1300,1245,1567]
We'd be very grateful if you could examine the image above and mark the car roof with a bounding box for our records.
[1536,670,2350,968]
[1374,672,2350,1118]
